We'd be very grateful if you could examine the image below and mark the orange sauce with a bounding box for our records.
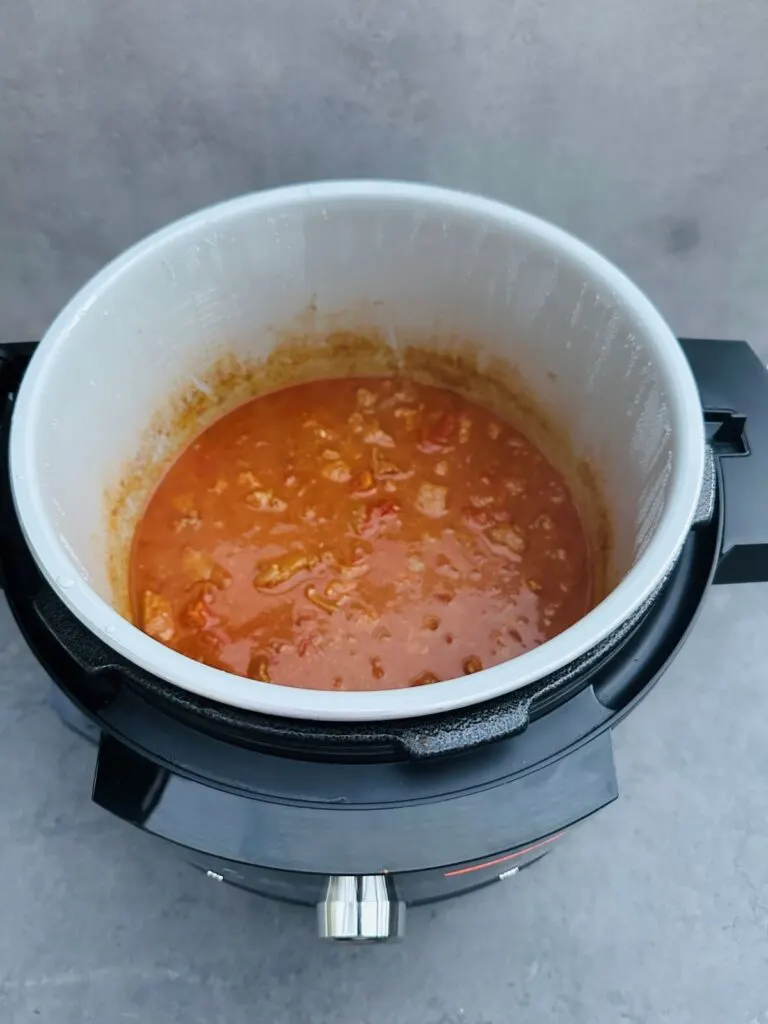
[130,377,593,690]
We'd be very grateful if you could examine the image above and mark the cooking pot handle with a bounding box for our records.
[681,338,768,584]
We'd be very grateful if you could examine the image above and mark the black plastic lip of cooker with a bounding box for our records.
[0,337,767,776]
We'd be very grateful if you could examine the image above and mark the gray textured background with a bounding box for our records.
[2,1,768,1021]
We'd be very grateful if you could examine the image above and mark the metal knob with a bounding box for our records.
[317,875,405,941]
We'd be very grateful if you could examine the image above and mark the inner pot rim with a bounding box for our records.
[8,180,705,722]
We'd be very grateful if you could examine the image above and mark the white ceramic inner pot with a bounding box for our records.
[10,181,705,721]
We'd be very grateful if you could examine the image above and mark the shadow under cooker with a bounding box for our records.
[1,337,767,938]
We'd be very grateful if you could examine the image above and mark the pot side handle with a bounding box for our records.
[680,338,768,585]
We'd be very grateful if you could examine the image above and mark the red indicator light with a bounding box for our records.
[443,831,564,878]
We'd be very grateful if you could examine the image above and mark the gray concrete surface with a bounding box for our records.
[2,1,768,1020]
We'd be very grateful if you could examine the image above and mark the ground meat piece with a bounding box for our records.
[348,411,366,434]
[357,500,401,538]
[364,427,395,448]
[549,485,566,505]
[409,670,440,687]
[180,582,219,629]
[173,511,202,532]
[237,470,260,488]
[464,506,493,529]
[247,653,272,682]
[416,482,448,518]
[488,523,525,553]
[357,387,378,410]
[142,591,175,642]
[435,555,460,579]
[372,447,411,480]
[182,547,210,580]
[504,478,526,497]
[531,514,555,532]
[253,552,314,589]
[322,460,352,483]
[351,469,375,494]
[245,488,288,512]
[339,561,370,580]
[419,412,456,452]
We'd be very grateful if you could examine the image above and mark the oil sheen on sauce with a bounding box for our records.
[129,377,593,690]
